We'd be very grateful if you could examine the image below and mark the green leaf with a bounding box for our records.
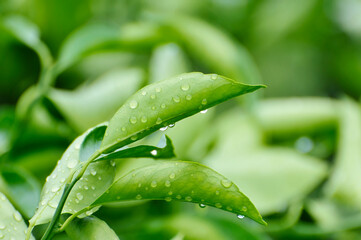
[0,166,41,219]
[49,68,144,132]
[91,160,266,225]
[95,135,175,162]
[100,72,264,153]
[324,98,361,209]
[65,215,119,240]
[55,24,120,74]
[0,192,35,239]
[1,15,52,67]
[80,124,107,162]
[149,43,190,83]
[30,124,116,226]
[165,16,262,86]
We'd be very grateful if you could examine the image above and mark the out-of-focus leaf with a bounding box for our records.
[149,43,190,83]
[92,160,266,225]
[30,124,115,226]
[165,16,262,85]
[0,192,35,239]
[100,72,264,153]
[65,215,119,240]
[1,15,52,67]
[49,68,144,132]
[254,98,338,135]
[95,135,175,162]
[324,98,361,209]
[0,166,41,219]
[55,24,120,74]
[206,128,327,215]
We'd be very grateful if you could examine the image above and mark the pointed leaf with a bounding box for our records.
[92,161,266,225]
[30,124,115,226]
[100,72,264,153]
[95,135,175,162]
[0,192,35,239]
[80,124,107,162]
[65,216,119,240]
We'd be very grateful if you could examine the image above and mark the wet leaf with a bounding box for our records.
[0,192,35,239]
[92,160,266,225]
[29,124,115,226]
[100,72,264,153]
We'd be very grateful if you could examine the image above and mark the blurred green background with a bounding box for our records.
[1,0,361,239]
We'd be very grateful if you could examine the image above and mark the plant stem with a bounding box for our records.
[40,150,102,240]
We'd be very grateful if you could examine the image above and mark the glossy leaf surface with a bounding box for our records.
[30,125,115,226]
[100,72,264,153]
[92,161,266,225]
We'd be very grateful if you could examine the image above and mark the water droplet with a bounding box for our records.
[161,103,166,109]
[67,159,77,169]
[186,94,192,100]
[242,206,248,212]
[41,200,46,206]
[76,193,83,200]
[60,178,65,183]
[84,186,89,190]
[13,212,22,222]
[181,84,190,91]
[131,135,137,141]
[110,160,116,167]
[0,224,5,230]
[90,169,97,176]
[155,87,161,93]
[156,118,162,124]
[165,180,171,187]
[169,173,176,179]
[176,195,182,199]
[75,143,81,150]
[91,186,96,190]
[98,176,102,180]
[215,203,222,208]
[200,109,208,114]
[160,126,168,131]
[52,173,57,179]
[150,94,156,99]
[151,181,157,187]
[165,197,172,202]
[85,210,93,216]
[141,90,147,96]
[121,127,126,132]
[226,206,233,211]
[172,96,180,103]
[150,150,157,156]
[199,204,206,208]
[168,123,175,128]
[48,201,57,208]
[130,117,137,124]
[136,194,142,200]
[51,187,60,193]
[129,100,138,109]
[221,179,232,188]
[237,215,245,219]
[141,116,148,123]
[201,99,207,105]
[211,74,218,80]
[185,196,192,202]
[215,190,220,196]
[168,191,173,195]
[151,106,156,110]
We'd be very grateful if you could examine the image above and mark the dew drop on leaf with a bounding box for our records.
[215,203,222,208]
[76,193,84,201]
[151,181,157,188]
[150,150,157,156]
[221,179,232,188]
[160,126,168,131]
[130,117,137,124]
[172,96,180,103]
[13,212,22,222]
[168,123,175,128]
[129,100,138,109]
[201,99,207,105]
[237,215,245,219]
[165,180,171,187]
[242,206,248,212]
[169,173,176,179]
[200,109,208,114]
[186,94,192,100]
[155,87,161,93]
[150,94,156,99]
[165,197,172,202]
[185,196,192,201]
[156,118,162,124]
[0,224,5,230]
[51,186,60,193]
[161,103,166,109]
[181,84,190,91]
[141,90,147,96]
[136,194,142,200]
[90,169,97,176]
[141,116,148,123]
[199,204,206,208]
[211,74,218,80]
[67,159,77,169]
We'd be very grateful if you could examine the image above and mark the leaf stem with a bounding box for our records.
[40,150,102,240]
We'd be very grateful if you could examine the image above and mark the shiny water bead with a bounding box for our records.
[129,100,138,109]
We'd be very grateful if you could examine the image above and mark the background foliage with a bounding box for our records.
[1,0,361,239]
